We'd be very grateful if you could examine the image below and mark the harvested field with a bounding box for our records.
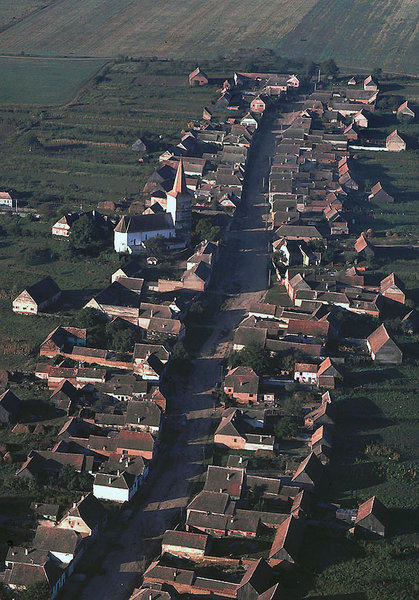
[0,0,417,74]
[0,56,106,104]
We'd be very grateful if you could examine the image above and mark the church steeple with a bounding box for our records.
[170,159,188,196]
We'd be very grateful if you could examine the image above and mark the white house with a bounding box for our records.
[93,457,148,503]
[0,191,13,207]
[114,213,175,253]
[294,362,318,384]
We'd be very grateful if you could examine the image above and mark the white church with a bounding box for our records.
[114,160,192,253]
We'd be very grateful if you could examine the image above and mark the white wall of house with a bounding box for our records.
[114,228,175,252]
[93,483,130,503]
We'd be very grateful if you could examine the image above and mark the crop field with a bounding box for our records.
[276,0,419,75]
[0,56,105,104]
[0,0,51,31]
[0,60,217,209]
[0,0,417,74]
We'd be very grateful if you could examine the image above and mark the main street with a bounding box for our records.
[72,111,289,600]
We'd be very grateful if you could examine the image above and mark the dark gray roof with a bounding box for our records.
[114,213,174,234]
[24,276,61,305]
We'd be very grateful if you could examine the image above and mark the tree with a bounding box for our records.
[320,58,339,79]
[105,319,142,352]
[372,67,382,80]
[19,581,50,600]
[283,395,303,417]
[144,234,167,260]
[194,217,221,242]
[229,343,272,374]
[275,416,298,440]
[69,214,96,253]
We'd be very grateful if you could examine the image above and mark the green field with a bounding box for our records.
[0,56,105,104]
[0,0,417,74]
[0,60,217,209]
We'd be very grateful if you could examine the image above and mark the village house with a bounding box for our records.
[133,343,169,380]
[224,366,260,404]
[294,362,317,385]
[83,281,141,324]
[0,389,21,424]
[52,210,111,237]
[33,526,83,566]
[380,273,405,304]
[125,400,162,434]
[57,493,107,539]
[13,276,61,315]
[353,109,370,128]
[354,233,375,258]
[250,95,269,113]
[93,457,148,503]
[16,450,90,479]
[214,409,275,452]
[161,530,209,560]
[386,130,407,152]
[291,452,323,490]
[111,259,142,282]
[189,67,208,86]
[50,380,78,415]
[363,75,378,91]
[304,401,336,429]
[268,515,304,567]
[3,546,66,599]
[0,191,13,207]
[368,181,394,203]
[397,100,415,119]
[204,465,244,499]
[354,496,387,537]
[39,325,87,357]
[367,324,402,364]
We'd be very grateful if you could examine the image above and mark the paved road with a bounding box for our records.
[70,115,282,600]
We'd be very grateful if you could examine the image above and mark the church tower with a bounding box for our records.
[166,159,192,245]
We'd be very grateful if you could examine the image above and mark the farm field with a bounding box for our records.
[0,0,417,74]
[0,0,52,30]
[0,56,105,104]
[0,60,218,210]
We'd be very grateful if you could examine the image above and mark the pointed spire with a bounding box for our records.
[170,159,188,196]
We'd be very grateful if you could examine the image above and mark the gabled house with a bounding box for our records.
[380,273,405,304]
[111,259,142,282]
[125,400,162,434]
[114,213,175,253]
[189,67,208,86]
[250,95,269,113]
[40,325,87,357]
[367,324,402,364]
[363,75,378,91]
[354,234,375,257]
[13,276,61,315]
[33,526,83,565]
[268,515,304,567]
[353,109,370,128]
[93,456,148,503]
[50,380,78,415]
[354,496,387,537]
[291,452,323,490]
[204,465,244,499]
[224,366,260,404]
[317,357,343,389]
[58,493,107,539]
[0,389,21,424]
[3,546,66,599]
[397,101,415,119]
[133,343,169,380]
[304,401,336,429]
[0,191,13,207]
[368,182,394,203]
[294,362,317,385]
[84,281,141,324]
[236,558,275,600]
[386,130,406,152]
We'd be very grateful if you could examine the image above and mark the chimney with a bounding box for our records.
[73,502,77,508]
[108,477,112,484]
[117,470,120,477]
[125,460,129,468]
[25,548,29,556]
[239,457,242,464]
